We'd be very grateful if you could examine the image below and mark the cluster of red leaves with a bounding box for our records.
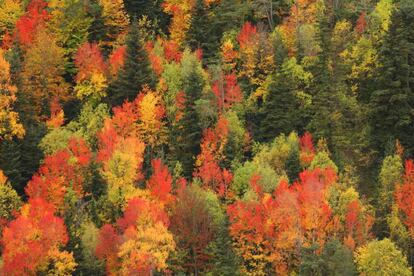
[146,41,164,76]
[46,97,64,128]
[147,159,173,203]
[170,185,216,273]
[395,159,414,238]
[163,40,182,62]
[212,73,243,110]
[1,198,69,275]
[74,42,107,82]
[195,117,233,197]
[344,199,373,250]
[109,46,127,76]
[25,138,92,209]
[96,197,170,275]
[228,167,336,274]
[299,132,315,166]
[14,0,49,47]
[355,12,367,34]
[237,22,257,49]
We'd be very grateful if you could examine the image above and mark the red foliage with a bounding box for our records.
[212,73,243,110]
[237,22,257,49]
[14,0,49,47]
[1,198,69,275]
[163,40,182,62]
[147,159,173,203]
[395,159,414,238]
[228,167,337,273]
[46,97,64,128]
[344,200,372,250]
[109,46,127,76]
[25,138,92,209]
[195,117,232,197]
[299,132,315,165]
[96,197,170,274]
[74,42,107,82]
[146,41,164,76]
[355,12,367,34]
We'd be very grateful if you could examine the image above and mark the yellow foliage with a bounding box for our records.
[138,90,167,148]
[0,0,23,39]
[0,49,24,140]
[118,221,175,274]
[75,72,108,101]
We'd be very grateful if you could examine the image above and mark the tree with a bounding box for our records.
[13,0,49,47]
[95,197,175,275]
[108,20,155,106]
[395,159,414,239]
[0,170,21,236]
[147,158,172,203]
[1,197,76,275]
[74,42,108,102]
[98,0,129,52]
[19,27,69,121]
[0,49,24,140]
[258,57,312,142]
[369,0,414,155]
[172,50,205,177]
[25,137,92,210]
[0,0,23,43]
[355,238,411,276]
[170,184,229,275]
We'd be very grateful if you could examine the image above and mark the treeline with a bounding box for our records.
[0,0,413,275]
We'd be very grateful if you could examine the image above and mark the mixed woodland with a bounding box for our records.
[0,0,414,275]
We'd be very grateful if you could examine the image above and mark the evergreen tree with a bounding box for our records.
[108,20,155,106]
[173,51,204,177]
[369,0,414,156]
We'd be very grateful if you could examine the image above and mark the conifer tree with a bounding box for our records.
[108,20,155,106]
[370,0,414,155]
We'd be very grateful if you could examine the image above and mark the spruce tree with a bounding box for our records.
[173,52,204,177]
[108,20,155,107]
[369,0,414,155]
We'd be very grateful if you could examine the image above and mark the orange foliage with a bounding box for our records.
[195,117,232,197]
[299,132,315,166]
[25,138,92,209]
[14,0,49,47]
[96,197,174,275]
[212,73,243,111]
[395,160,414,238]
[147,159,173,203]
[74,42,107,82]
[228,167,337,274]
[162,0,194,46]
[109,45,126,76]
[46,97,64,128]
[1,198,71,275]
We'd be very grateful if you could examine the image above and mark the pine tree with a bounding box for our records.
[369,0,414,155]
[108,20,155,107]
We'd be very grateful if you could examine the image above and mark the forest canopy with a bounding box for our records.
[0,0,414,275]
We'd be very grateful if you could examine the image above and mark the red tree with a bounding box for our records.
[1,198,71,275]
[14,0,49,47]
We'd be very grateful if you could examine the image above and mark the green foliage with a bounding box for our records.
[108,20,155,106]
[355,239,412,276]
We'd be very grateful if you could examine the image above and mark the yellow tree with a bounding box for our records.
[0,49,24,140]
[137,88,167,149]
[98,0,129,51]
[96,197,175,275]
[162,0,194,46]
[0,0,23,43]
[20,27,69,121]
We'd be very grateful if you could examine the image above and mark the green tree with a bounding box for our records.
[108,20,155,106]
[172,51,205,177]
[355,239,411,276]
[369,0,414,155]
